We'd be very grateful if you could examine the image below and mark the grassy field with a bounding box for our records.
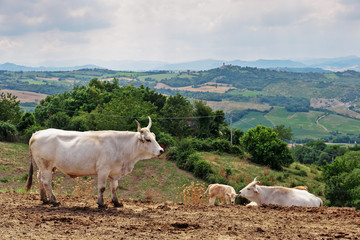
[232,111,273,130]
[265,108,331,139]
[319,114,360,134]
[232,107,360,140]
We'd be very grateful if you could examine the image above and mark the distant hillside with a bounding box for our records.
[1,56,360,71]
[0,62,102,71]
[1,66,360,141]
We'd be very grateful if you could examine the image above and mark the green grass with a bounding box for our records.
[232,107,360,140]
[265,107,331,139]
[227,90,262,96]
[138,73,178,81]
[233,111,273,131]
[319,114,360,134]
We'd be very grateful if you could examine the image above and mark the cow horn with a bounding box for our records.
[147,116,152,130]
[135,119,141,132]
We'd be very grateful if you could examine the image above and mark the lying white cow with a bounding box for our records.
[202,184,238,205]
[239,177,322,207]
[25,117,164,208]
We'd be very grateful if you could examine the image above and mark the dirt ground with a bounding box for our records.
[1,192,359,239]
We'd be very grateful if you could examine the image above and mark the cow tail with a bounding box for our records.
[200,185,211,199]
[25,149,34,192]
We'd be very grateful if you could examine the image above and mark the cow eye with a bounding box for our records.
[146,139,151,142]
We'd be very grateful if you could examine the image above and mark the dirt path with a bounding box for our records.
[1,192,359,239]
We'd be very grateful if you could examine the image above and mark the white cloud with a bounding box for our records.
[0,0,359,66]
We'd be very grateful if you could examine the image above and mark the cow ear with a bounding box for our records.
[235,194,241,198]
[253,185,259,194]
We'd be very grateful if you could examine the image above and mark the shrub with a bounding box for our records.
[167,138,195,169]
[323,151,360,209]
[22,125,45,142]
[241,125,293,170]
[157,132,175,148]
[193,159,214,179]
[0,121,17,142]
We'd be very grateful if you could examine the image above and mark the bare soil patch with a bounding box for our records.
[0,89,47,103]
[155,83,235,93]
[206,100,271,113]
[1,192,359,239]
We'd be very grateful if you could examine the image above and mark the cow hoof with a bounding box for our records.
[51,202,60,207]
[98,204,106,209]
[113,202,123,208]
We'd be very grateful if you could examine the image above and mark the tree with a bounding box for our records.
[323,151,360,209]
[241,125,293,170]
[160,93,193,137]
[193,101,213,139]
[46,112,71,129]
[0,89,21,124]
[17,112,35,134]
[273,125,293,141]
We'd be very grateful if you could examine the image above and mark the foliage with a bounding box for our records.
[159,93,193,137]
[17,112,35,134]
[292,140,348,165]
[0,89,21,124]
[46,111,71,129]
[0,121,18,142]
[273,125,293,141]
[323,151,360,209]
[22,125,45,142]
[241,125,293,170]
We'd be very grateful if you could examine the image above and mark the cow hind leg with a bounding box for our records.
[37,171,48,204]
[209,197,216,206]
[109,177,123,207]
[97,172,109,208]
[40,169,59,206]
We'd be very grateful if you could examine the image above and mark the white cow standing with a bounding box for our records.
[25,117,164,208]
[239,177,323,207]
[202,184,238,205]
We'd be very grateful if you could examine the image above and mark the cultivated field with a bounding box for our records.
[0,89,47,103]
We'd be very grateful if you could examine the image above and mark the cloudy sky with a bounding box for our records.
[0,0,359,67]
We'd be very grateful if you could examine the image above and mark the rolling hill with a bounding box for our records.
[1,65,360,141]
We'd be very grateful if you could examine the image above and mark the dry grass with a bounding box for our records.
[178,182,207,204]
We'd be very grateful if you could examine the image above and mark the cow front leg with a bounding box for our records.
[97,173,108,208]
[109,177,123,207]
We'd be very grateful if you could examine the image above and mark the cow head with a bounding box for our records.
[238,177,261,201]
[135,116,164,157]
[226,192,238,204]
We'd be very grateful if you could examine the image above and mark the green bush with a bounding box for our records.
[0,121,17,142]
[167,138,195,169]
[22,125,45,142]
[157,132,175,148]
[241,125,293,170]
[46,111,71,129]
[323,151,360,209]
[193,159,214,179]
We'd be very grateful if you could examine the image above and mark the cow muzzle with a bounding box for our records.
[158,148,164,156]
